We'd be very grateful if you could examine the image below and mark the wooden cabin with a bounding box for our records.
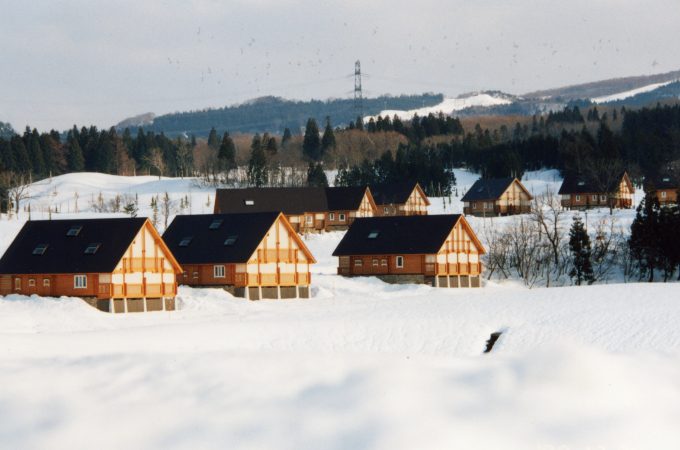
[0,218,182,313]
[559,171,634,210]
[462,177,533,216]
[332,215,486,288]
[214,187,377,232]
[163,212,316,300]
[646,174,679,206]
[370,182,430,216]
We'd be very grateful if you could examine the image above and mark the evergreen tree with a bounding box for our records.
[302,118,321,160]
[207,127,220,150]
[264,133,278,155]
[26,128,45,175]
[306,162,328,187]
[321,117,336,152]
[568,215,595,285]
[281,127,292,149]
[355,116,364,131]
[11,135,32,173]
[66,132,85,171]
[629,194,662,282]
[247,142,268,187]
[217,132,236,171]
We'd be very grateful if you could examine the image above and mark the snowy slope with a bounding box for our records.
[366,93,512,121]
[1,170,679,450]
[592,80,677,103]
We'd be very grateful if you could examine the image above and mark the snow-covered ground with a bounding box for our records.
[365,93,512,121]
[1,170,679,449]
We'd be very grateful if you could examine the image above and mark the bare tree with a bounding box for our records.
[0,171,32,218]
[161,192,174,230]
[531,188,567,271]
[144,148,165,180]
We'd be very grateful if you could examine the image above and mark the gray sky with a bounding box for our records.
[2,0,679,131]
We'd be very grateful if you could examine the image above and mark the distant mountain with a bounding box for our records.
[115,112,155,129]
[524,69,680,101]
[120,94,443,137]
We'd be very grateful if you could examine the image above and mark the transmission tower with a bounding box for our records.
[353,60,363,119]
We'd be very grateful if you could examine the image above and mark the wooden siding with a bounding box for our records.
[463,179,532,216]
[376,186,429,216]
[179,214,313,289]
[289,191,378,233]
[652,188,679,205]
[0,220,179,302]
[561,174,634,210]
[337,216,484,281]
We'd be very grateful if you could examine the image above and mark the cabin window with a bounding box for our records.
[577,181,586,186]
[179,236,193,247]
[306,215,313,224]
[74,275,87,289]
[591,195,597,202]
[66,225,82,236]
[372,259,379,267]
[661,191,667,198]
[383,207,389,214]
[32,244,49,255]
[329,213,335,221]
[381,259,388,267]
[339,213,346,221]
[192,271,199,279]
[367,230,379,239]
[28,279,35,287]
[84,243,101,255]
[396,256,404,268]
[214,265,225,278]
[600,195,606,201]
[244,200,255,206]
[224,236,238,246]
[575,195,581,201]
[209,219,223,229]
[354,259,363,267]
[471,202,476,209]
[15,278,21,290]
[43,278,50,287]
[182,271,188,279]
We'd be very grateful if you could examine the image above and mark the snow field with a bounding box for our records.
[0,169,679,449]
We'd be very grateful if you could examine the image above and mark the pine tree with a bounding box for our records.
[321,117,336,152]
[217,132,236,171]
[306,162,328,187]
[629,194,662,282]
[281,128,292,149]
[26,128,45,175]
[265,134,278,155]
[207,127,220,150]
[66,132,85,171]
[569,215,595,285]
[302,118,321,160]
[247,143,268,187]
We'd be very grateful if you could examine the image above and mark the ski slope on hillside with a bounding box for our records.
[365,93,512,121]
[592,80,677,103]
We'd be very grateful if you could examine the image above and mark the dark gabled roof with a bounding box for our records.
[0,218,147,275]
[332,215,462,256]
[558,172,629,195]
[325,186,369,210]
[461,178,515,202]
[162,212,280,264]
[214,187,369,215]
[369,182,419,205]
[649,173,679,190]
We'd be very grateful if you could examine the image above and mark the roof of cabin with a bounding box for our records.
[369,182,429,205]
[0,217,147,275]
[332,214,466,256]
[461,178,518,202]
[162,212,282,264]
[649,173,679,190]
[558,172,629,195]
[214,187,369,215]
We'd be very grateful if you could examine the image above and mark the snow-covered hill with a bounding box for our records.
[0,170,677,450]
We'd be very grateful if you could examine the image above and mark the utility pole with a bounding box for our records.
[354,60,363,119]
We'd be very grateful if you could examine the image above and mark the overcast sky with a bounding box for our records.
[1,0,679,131]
